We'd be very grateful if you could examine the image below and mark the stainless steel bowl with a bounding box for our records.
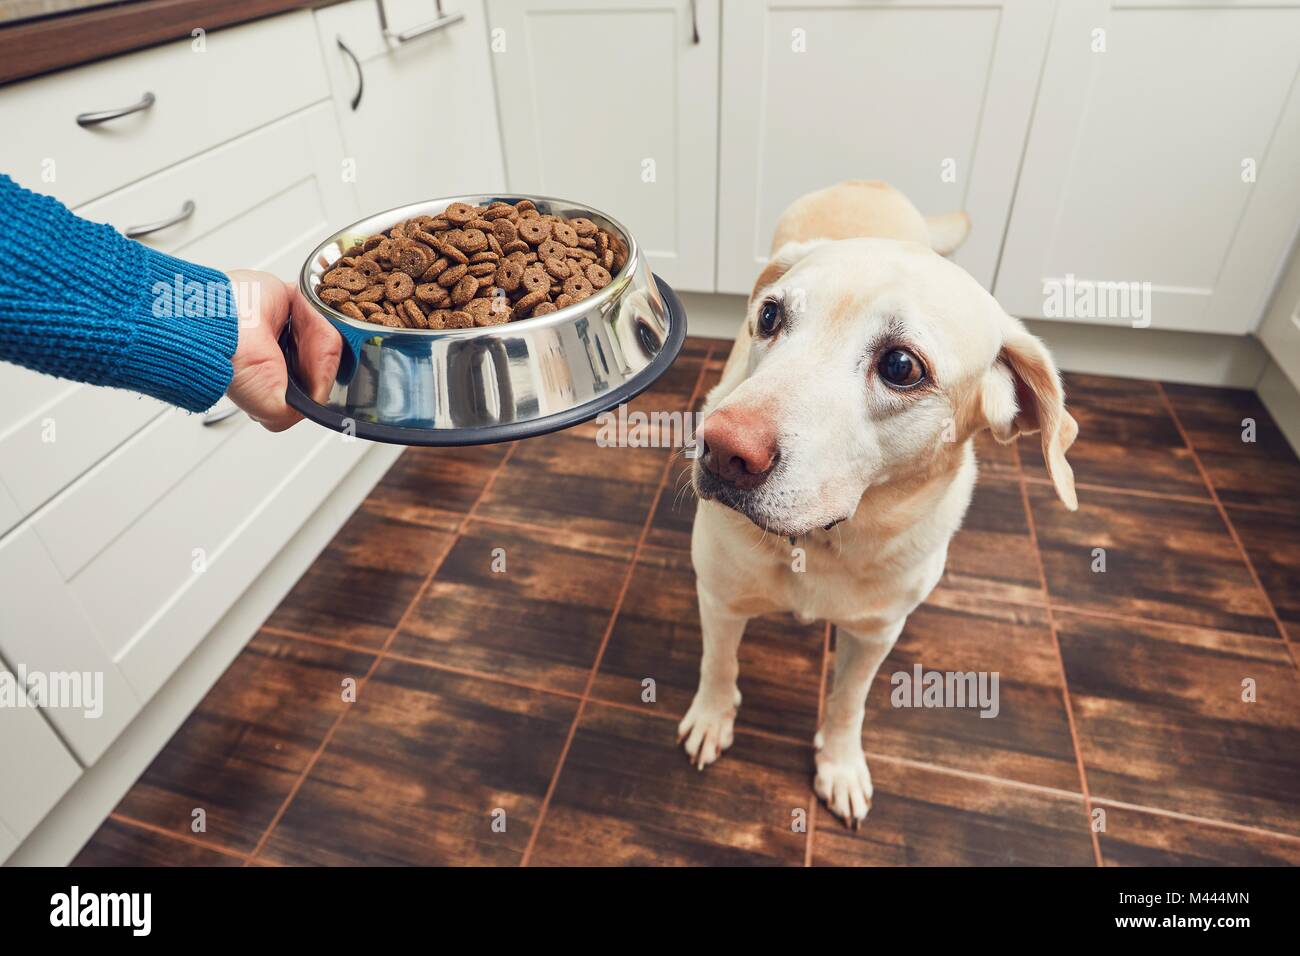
[285,194,687,445]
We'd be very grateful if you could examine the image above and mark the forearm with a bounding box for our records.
[0,174,238,412]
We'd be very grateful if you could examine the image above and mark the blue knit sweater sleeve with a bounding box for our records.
[0,174,238,412]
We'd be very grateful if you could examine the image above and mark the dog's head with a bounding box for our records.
[693,237,1077,537]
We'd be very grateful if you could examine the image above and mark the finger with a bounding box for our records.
[227,269,291,340]
[289,286,343,405]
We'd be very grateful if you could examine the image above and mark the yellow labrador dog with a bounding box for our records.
[682,181,1078,826]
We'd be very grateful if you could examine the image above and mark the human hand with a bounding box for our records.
[224,270,341,432]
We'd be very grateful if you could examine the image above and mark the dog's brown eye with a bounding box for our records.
[878,348,926,389]
[757,299,783,337]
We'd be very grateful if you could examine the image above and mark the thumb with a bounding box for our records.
[290,286,343,406]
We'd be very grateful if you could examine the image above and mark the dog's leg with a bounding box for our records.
[678,586,748,770]
[814,619,904,828]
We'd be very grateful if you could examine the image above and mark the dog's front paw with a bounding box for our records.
[677,686,742,770]
[813,735,873,829]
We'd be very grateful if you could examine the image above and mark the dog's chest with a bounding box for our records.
[764,532,944,628]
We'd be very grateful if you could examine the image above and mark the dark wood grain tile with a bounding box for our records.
[1227,504,1300,643]
[1027,483,1278,638]
[931,477,1045,606]
[973,429,1020,477]
[625,335,710,416]
[260,661,577,866]
[528,703,808,866]
[590,544,825,740]
[862,594,1079,792]
[109,633,375,854]
[266,506,455,649]
[645,354,724,552]
[362,444,509,529]
[1096,804,1300,866]
[390,518,633,693]
[1057,610,1300,836]
[1164,382,1300,516]
[475,426,666,548]
[73,819,244,867]
[812,758,1095,866]
[1022,374,1207,498]
[645,477,701,553]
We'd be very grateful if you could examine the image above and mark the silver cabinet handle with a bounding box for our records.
[76,91,155,127]
[203,402,241,426]
[377,0,463,43]
[689,0,699,44]
[124,200,195,239]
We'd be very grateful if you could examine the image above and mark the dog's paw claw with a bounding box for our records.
[814,746,873,828]
[677,689,740,771]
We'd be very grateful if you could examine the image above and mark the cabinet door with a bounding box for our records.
[0,529,140,767]
[995,0,1300,334]
[315,0,505,213]
[0,659,83,848]
[487,0,720,292]
[715,0,1052,294]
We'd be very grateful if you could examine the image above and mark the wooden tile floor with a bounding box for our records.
[75,337,1300,866]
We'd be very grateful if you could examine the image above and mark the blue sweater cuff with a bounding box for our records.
[121,249,239,412]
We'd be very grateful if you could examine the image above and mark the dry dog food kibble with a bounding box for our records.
[323,200,628,328]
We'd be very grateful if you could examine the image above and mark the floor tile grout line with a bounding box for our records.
[804,622,832,866]
[1018,474,1217,507]
[1015,451,1104,866]
[947,580,1290,650]
[519,347,718,867]
[1155,382,1299,671]
[106,812,254,863]
[1088,796,1300,845]
[243,443,520,864]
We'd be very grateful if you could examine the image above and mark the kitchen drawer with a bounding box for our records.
[0,528,139,766]
[0,818,17,864]
[0,10,330,209]
[0,102,356,530]
[0,372,165,518]
[0,661,83,844]
[70,422,368,702]
[0,477,20,539]
[76,102,358,279]
[32,401,245,581]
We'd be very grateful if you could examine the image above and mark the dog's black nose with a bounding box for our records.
[699,408,778,490]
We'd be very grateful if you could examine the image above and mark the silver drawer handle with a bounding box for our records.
[377,0,463,43]
[203,402,241,426]
[124,200,195,239]
[76,91,156,127]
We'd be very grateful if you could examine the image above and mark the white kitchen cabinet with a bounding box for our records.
[0,818,17,863]
[314,0,505,214]
[996,0,1300,334]
[77,101,358,283]
[0,10,329,209]
[0,661,83,845]
[68,421,365,704]
[486,0,719,292]
[0,529,140,766]
[1259,234,1300,390]
[714,0,1052,294]
[0,373,164,520]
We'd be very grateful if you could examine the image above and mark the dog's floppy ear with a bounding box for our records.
[982,322,1079,511]
[925,212,971,256]
[751,239,828,303]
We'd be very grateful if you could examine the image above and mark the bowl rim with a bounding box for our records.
[299,193,643,336]
[282,274,688,446]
